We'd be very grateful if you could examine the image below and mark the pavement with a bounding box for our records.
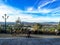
[0,34,60,38]
[0,34,60,45]
[0,38,60,45]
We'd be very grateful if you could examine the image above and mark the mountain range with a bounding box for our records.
[0,22,58,25]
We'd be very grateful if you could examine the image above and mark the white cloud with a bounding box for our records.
[27,7,33,11]
[26,0,54,14]
[51,7,60,14]
[23,17,60,22]
[0,0,59,22]
[26,8,52,13]
[0,4,23,22]
[23,0,56,14]
[8,14,33,22]
[38,2,50,8]
[48,7,60,16]
[38,0,56,8]
[0,4,59,22]
[38,9,52,13]
[0,4,37,22]
[0,5,23,15]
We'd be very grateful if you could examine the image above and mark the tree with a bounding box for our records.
[57,21,60,31]
[32,23,42,31]
[0,25,2,32]
[49,27,55,32]
[14,17,23,33]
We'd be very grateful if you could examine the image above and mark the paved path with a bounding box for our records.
[31,34,60,38]
[0,34,60,38]
[0,34,60,45]
[0,38,60,45]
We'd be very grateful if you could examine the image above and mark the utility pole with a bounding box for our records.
[2,14,9,33]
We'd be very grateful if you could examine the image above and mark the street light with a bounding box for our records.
[2,14,9,33]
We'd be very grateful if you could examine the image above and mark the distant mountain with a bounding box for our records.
[40,22,58,25]
[0,22,15,25]
[0,22,58,25]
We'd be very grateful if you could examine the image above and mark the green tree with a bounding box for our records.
[14,17,23,33]
[57,21,60,31]
[49,27,55,32]
[32,23,42,31]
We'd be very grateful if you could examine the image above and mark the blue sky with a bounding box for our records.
[0,0,60,22]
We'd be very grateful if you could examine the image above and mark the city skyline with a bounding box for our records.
[0,0,60,22]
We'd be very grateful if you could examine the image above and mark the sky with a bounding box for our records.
[0,0,60,22]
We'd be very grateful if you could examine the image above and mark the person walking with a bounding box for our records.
[27,30,31,38]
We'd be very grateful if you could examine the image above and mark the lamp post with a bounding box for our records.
[2,14,9,33]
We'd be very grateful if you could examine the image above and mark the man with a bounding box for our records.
[27,30,31,38]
